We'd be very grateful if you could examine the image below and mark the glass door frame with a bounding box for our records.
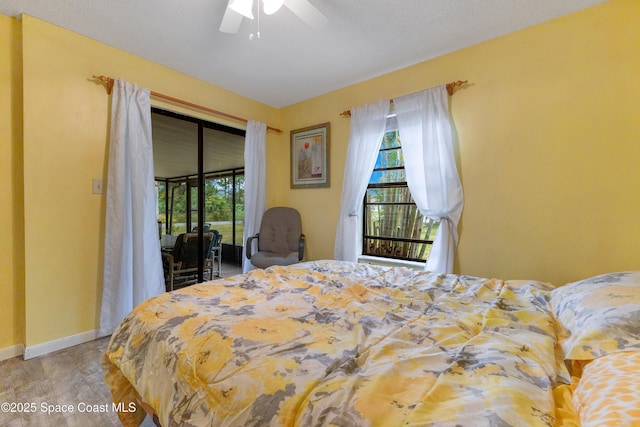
[153,107,245,282]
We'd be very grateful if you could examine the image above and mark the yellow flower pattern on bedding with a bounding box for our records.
[102,260,569,427]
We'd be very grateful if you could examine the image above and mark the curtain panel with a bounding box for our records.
[394,85,464,273]
[242,120,267,273]
[334,100,390,262]
[100,79,165,336]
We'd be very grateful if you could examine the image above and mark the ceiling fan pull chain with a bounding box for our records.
[250,0,261,39]
[257,0,261,39]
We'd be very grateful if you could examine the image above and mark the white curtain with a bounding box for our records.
[334,100,390,262]
[394,85,464,273]
[100,79,164,336]
[242,120,267,273]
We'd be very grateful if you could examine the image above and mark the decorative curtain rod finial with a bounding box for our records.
[92,74,114,94]
[446,80,468,96]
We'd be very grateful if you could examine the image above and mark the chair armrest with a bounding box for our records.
[246,233,259,259]
[161,251,174,265]
[161,252,174,292]
[298,234,305,261]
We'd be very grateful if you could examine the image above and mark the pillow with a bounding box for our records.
[551,271,640,360]
[572,351,640,426]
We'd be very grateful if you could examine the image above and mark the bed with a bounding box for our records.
[102,260,640,426]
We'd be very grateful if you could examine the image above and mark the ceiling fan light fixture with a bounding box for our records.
[229,0,255,19]
[262,0,284,15]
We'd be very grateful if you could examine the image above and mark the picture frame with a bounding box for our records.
[290,122,330,189]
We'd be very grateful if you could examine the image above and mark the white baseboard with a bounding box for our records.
[23,329,109,360]
[0,343,25,362]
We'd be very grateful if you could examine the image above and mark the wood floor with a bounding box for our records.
[0,262,243,427]
[0,336,154,427]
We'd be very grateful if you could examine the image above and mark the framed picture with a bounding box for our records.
[290,122,330,188]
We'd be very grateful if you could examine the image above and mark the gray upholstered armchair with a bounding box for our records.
[246,207,305,269]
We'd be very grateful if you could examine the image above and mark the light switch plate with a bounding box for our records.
[92,178,103,194]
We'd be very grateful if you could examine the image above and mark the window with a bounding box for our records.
[203,170,245,246]
[157,171,244,242]
[363,129,439,262]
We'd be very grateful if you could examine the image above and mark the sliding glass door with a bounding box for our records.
[153,108,245,289]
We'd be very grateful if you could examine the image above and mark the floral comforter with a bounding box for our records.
[102,260,570,427]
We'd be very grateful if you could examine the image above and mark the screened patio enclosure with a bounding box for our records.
[152,108,246,269]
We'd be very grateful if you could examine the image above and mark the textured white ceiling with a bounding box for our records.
[0,0,606,108]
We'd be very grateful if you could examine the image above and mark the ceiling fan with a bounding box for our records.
[219,0,328,33]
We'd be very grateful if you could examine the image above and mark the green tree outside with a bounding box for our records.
[157,173,245,245]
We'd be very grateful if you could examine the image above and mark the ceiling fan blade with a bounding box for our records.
[283,0,328,30]
[219,2,244,33]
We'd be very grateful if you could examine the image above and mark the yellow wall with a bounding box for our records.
[0,14,25,351]
[18,15,282,349]
[3,0,639,353]
[275,0,640,284]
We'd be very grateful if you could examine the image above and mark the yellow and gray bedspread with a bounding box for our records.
[102,260,570,426]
